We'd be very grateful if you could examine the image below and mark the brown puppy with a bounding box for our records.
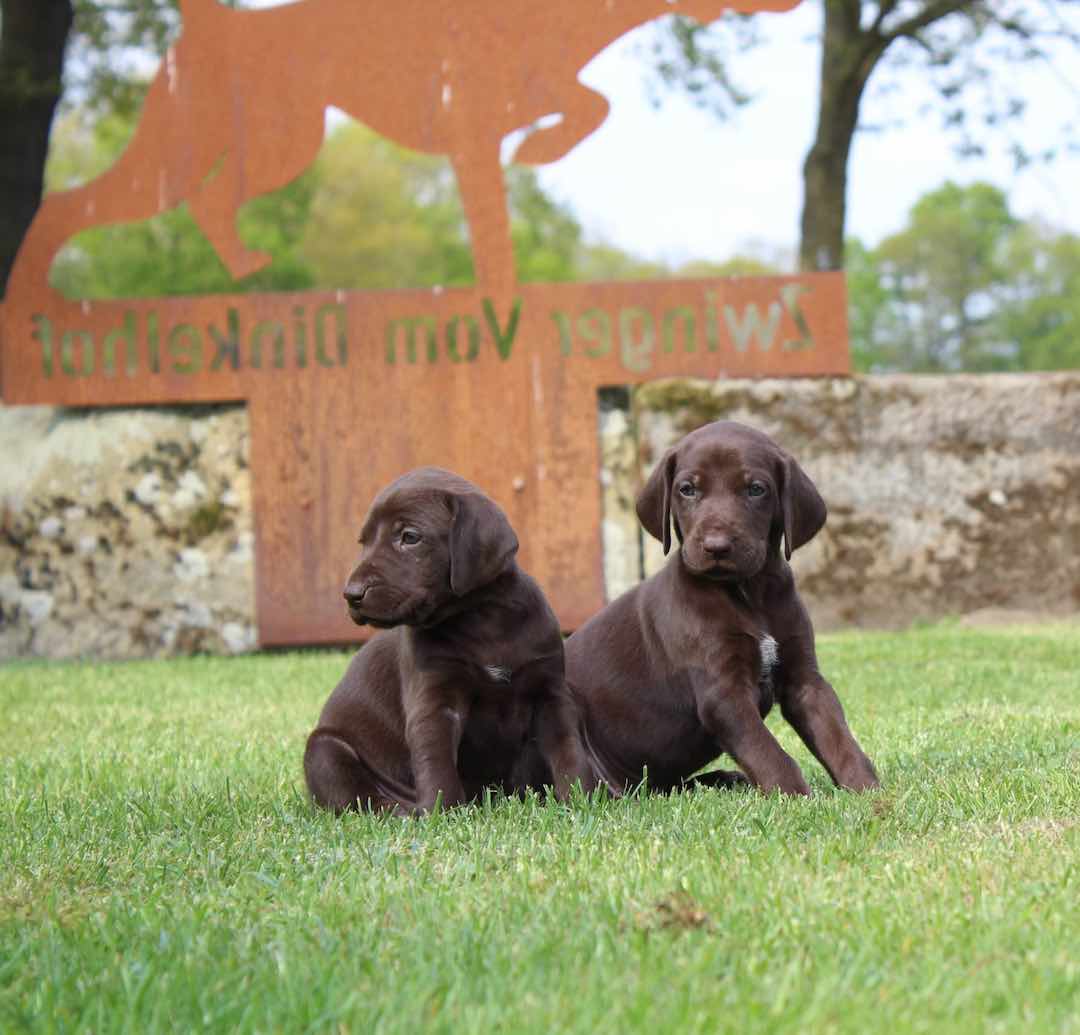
[566,421,878,797]
[304,467,595,814]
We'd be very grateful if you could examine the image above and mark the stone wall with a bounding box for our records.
[0,404,255,658]
[2,372,1077,657]
[604,373,1080,629]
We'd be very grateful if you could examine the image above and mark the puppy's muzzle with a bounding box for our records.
[684,530,762,581]
[343,578,415,628]
[344,579,390,625]
[343,580,371,610]
[702,533,733,561]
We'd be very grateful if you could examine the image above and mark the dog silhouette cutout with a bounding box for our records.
[11,0,800,301]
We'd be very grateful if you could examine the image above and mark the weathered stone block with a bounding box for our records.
[0,403,255,658]
[607,373,1080,629]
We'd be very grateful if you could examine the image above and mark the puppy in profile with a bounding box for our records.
[304,467,595,814]
[566,420,878,797]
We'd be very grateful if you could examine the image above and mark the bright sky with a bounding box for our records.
[531,2,1080,267]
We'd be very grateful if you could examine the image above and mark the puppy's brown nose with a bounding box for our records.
[343,582,369,608]
[702,534,733,559]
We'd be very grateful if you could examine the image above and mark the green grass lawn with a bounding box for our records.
[2,624,1079,1034]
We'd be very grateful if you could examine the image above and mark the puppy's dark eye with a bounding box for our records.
[400,530,422,546]
[678,482,696,499]
[747,482,767,498]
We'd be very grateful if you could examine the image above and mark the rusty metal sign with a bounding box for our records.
[0,0,846,646]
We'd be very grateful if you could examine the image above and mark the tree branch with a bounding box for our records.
[870,0,902,36]
[881,0,974,44]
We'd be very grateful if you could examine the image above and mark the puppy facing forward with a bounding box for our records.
[566,420,878,797]
[304,467,595,814]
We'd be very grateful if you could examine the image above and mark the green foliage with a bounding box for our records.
[508,166,583,283]
[642,11,761,120]
[298,123,473,291]
[47,110,317,298]
[998,225,1080,371]
[677,255,780,278]
[42,114,596,297]
[41,108,700,298]
[45,109,137,189]
[300,124,585,289]
[67,0,180,119]
[847,181,1080,373]
[2,625,1080,1032]
[880,181,1017,371]
[574,241,670,282]
[845,237,897,373]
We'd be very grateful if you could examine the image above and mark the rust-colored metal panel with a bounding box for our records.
[0,0,834,645]
[1,277,849,642]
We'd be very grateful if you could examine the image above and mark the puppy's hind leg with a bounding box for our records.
[303,728,412,815]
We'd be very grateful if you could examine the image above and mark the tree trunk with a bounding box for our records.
[798,2,882,272]
[800,124,853,272]
[0,0,73,297]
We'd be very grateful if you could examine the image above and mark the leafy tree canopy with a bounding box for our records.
[44,108,672,298]
[849,180,1080,372]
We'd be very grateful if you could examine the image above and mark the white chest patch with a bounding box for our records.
[758,635,779,692]
[484,664,512,684]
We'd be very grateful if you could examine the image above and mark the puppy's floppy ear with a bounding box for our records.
[636,450,678,555]
[448,491,519,596]
[778,452,826,560]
